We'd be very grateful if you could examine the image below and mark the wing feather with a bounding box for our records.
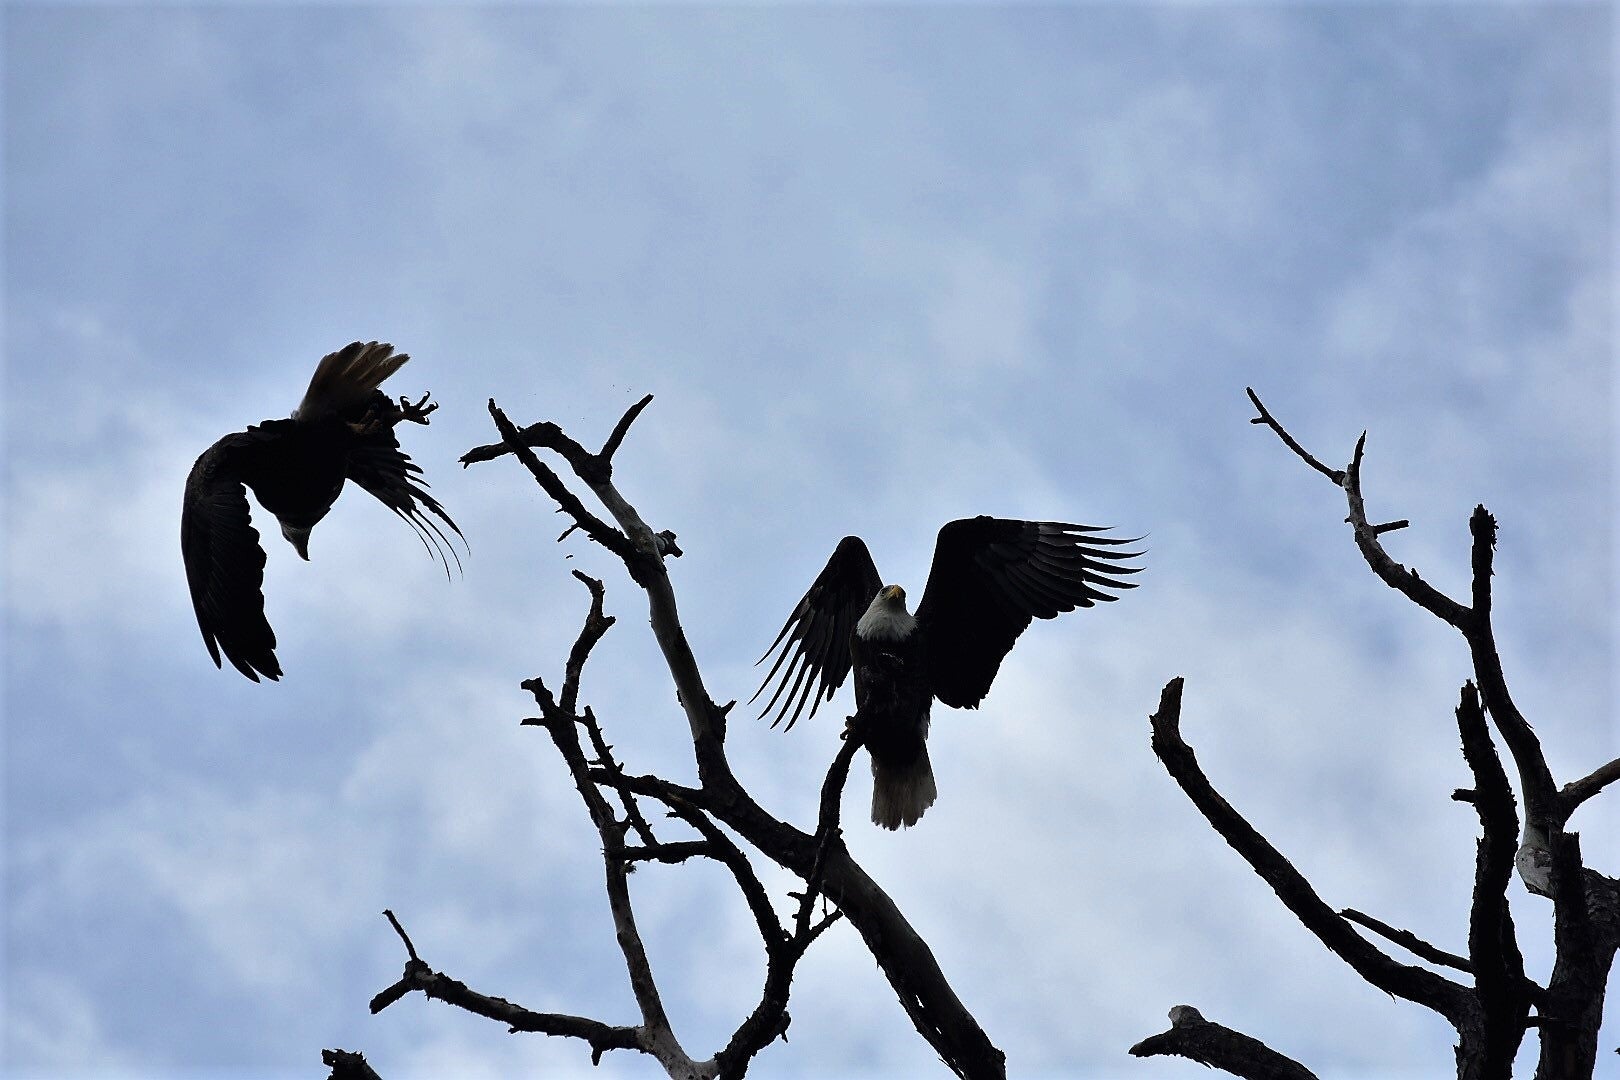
[344,392,467,577]
[295,341,410,421]
[181,435,282,681]
[915,517,1142,709]
[751,536,883,730]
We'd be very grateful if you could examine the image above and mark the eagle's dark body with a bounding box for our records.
[755,517,1141,829]
[848,598,936,828]
[181,341,461,682]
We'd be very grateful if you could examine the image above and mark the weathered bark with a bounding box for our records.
[1136,390,1615,1079]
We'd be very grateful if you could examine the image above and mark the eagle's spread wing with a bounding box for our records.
[345,391,466,577]
[915,516,1141,709]
[181,434,282,681]
[752,535,883,729]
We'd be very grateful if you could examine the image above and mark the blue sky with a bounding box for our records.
[4,4,1613,1078]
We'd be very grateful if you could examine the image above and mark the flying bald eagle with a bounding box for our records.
[754,518,1140,829]
[181,341,462,682]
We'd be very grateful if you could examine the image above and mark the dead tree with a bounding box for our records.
[352,396,1006,1078]
[1130,390,1618,1079]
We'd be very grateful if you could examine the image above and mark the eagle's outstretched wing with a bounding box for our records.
[345,394,466,577]
[181,433,282,682]
[916,517,1141,709]
[752,535,883,729]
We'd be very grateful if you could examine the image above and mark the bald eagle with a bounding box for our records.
[181,341,462,681]
[754,518,1140,829]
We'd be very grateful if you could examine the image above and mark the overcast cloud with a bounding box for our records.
[4,5,1614,1078]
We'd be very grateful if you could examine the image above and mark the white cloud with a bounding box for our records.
[4,972,138,1076]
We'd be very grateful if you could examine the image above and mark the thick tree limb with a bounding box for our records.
[322,1049,384,1080]
[1150,678,1473,1021]
[1463,507,1557,822]
[1455,682,1531,1075]
[1130,1005,1317,1080]
[1536,838,1620,1080]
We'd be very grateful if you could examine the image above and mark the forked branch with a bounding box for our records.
[435,397,1006,1078]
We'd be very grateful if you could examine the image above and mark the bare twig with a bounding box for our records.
[560,571,614,713]
[1341,434,1473,631]
[382,909,419,963]
[1338,909,1472,974]
[582,705,660,847]
[1245,387,1344,484]
[600,393,655,464]
[368,912,647,1065]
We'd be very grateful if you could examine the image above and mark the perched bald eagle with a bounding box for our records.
[181,341,462,681]
[754,518,1140,829]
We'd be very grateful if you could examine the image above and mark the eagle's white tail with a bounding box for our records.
[871,748,937,830]
[294,341,409,421]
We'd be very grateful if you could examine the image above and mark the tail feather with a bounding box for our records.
[871,748,937,830]
[294,341,409,421]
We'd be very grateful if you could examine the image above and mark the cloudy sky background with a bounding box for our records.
[4,5,1614,1078]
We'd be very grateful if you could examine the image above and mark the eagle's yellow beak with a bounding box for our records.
[884,584,906,603]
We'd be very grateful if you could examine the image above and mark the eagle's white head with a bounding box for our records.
[856,584,917,641]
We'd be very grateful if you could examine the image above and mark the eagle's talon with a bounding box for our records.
[398,391,438,425]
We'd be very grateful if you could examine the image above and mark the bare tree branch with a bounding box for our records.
[1341,433,1473,631]
[524,674,700,1074]
[1244,387,1344,485]
[1536,836,1620,1080]
[1561,758,1620,821]
[1337,908,1472,974]
[468,397,1009,1079]
[713,733,863,1076]
[1130,1005,1318,1080]
[582,703,660,847]
[1464,507,1558,822]
[622,839,714,865]
[1243,388,1618,1079]
[322,1048,384,1080]
[1455,682,1532,1074]
[1149,677,1474,1021]
[1244,391,1570,827]
[369,913,646,1064]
